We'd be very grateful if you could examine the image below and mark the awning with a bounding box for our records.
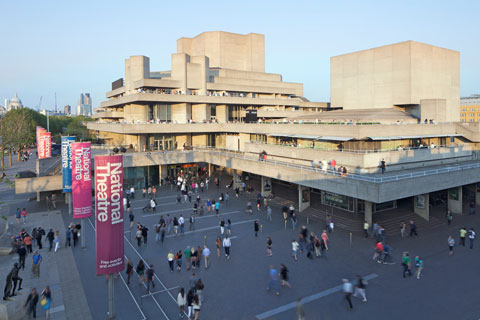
[292,134,322,139]
[368,134,462,140]
[317,136,354,141]
[267,133,292,137]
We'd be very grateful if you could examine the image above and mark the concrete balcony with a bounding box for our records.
[106,86,125,98]
[92,111,124,119]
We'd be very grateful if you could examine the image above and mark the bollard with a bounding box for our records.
[349,232,352,244]
[261,225,263,233]
[284,220,287,230]
[204,235,206,246]
[307,217,309,225]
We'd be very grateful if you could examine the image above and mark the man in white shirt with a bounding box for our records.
[130,186,135,199]
[469,228,476,249]
[178,215,185,234]
[342,279,353,309]
[222,236,231,259]
[150,198,156,212]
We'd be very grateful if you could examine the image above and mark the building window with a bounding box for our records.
[462,108,467,112]
[461,113,466,117]
[469,119,474,122]
[153,104,171,122]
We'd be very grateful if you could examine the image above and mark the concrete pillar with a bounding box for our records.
[476,183,480,205]
[448,186,463,214]
[232,170,243,190]
[171,103,191,124]
[37,192,41,202]
[261,176,272,197]
[159,165,167,185]
[192,104,210,123]
[298,186,310,212]
[413,193,430,221]
[216,105,228,123]
[364,201,373,226]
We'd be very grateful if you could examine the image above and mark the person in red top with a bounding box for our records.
[24,234,33,253]
[372,241,383,262]
[21,208,28,224]
[330,159,337,171]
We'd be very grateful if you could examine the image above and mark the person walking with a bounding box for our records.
[189,214,195,231]
[296,298,306,320]
[54,231,60,252]
[203,245,210,269]
[254,220,260,237]
[21,208,28,224]
[469,201,476,215]
[266,265,280,296]
[448,235,455,256]
[292,240,299,261]
[24,288,39,319]
[468,228,476,249]
[446,210,453,226]
[215,201,220,215]
[179,215,185,234]
[17,245,26,270]
[126,259,134,285]
[41,286,51,320]
[32,251,42,279]
[11,263,23,295]
[168,251,175,272]
[353,275,367,302]
[266,237,273,256]
[129,212,135,229]
[409,220,418,236]
[373,241,383,262]
[136,260,145,284]
[460,227,467,246]
[402,252,412,277]
[176,250,183,272]
[321,230,329,251]
[380,158,386,174]
[195,279,204,302]
[363,221,369,238]
[36,227,45,250]
[223,236,231,259]
[177,288,186,318]
[24,234,33,253]
[415,256,423,279]
[291,212,297,230]
[400,221,406,238]
[216,236,222,258]
[342,279,354,310]
[15,208,21,224]
[280,264,291,288]
[219,219,225,235]
[266,206,272,221]
[184,246,192,270]
[226,219,232,235]
[46,229,54,251]
[142,225,149,244]
[65,228,71,247]
[145,264,156,292]
[186,290,194,319]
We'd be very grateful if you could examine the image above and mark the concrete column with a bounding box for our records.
[216,105,228,123]
[476,183,480,205]
[192,104,210,123]
[37,192,41,202]
[171,103,191,124]
[364,201,372,226]
[159,165,167,185]
[413,193,430,221]
[298,186,310,212]
[261,176,272,197]
[448,186,463,214]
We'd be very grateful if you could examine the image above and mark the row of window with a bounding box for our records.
[460,119,480,122]
[460,113,480,117]
[461,107,480,112]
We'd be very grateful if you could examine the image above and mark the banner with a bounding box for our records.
[95,155,124,275]
[72,142,92,219]
[44,132,51,158]
[37,128,46,159]
[61,137,75,192]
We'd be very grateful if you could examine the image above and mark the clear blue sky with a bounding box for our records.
[1,0,478,110]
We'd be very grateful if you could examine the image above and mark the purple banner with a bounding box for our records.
[72,142,92,219]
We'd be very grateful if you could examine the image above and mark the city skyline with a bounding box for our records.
[0,0,479,110]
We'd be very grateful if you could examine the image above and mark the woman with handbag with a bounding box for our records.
[41,285,51,319]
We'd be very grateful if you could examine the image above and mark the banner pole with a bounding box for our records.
[108,274,114,319]
[68,193,73,215]
[81,218,86,249]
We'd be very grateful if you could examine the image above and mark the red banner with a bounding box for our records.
[44,132,51,158]
[95,155,124,275]
[37,128,47,159]
[72,142,92,219]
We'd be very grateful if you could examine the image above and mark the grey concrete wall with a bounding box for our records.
[413,193,430,221]
[36,156,61,176]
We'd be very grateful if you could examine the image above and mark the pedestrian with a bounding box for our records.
[41,286,51,319]
[129,212,135,229]
[17,245,26,270]
[448,235,455,255]
[342,279,353,310]
[130,186,135,199]
[135,227,143,247]
[177,288,186,318]
[446,210,453,225]
[10,263,23,295]
[176,250,183,272]
[402,252,412,277]
[266,236,273,256]
[203,245,210,269]
[291,212,297,230]
[280,264,291,288]
[192,294,201,320]
[216,236,222,257]
[373,241,383,262]
[191,247,198,270]
[266,206,272,221]
[189,214,195,231]
[321,230,329,250]
[380,158,386,174]
[469,201,476,215]
[292,240,299,261]
[179,215,185,234]
[215,201,220,215]
[54,231,60,252]
[353,275,367,302]
[150,198,157,212]
[415,256,423,279]
[196,279,204,302]
[47,229,54,251]
[173,217,179,235]
[460,227,467,246]
[136,260,145,284]
[184,246,192,270]
[25,288,39,318]
[146,264,156,292]
[51,193,57,209]
[168,251,175,272]
[227,219,232,235]
[187,289,194,319]
[21,208,27,224]
[142,188,146,198]
[223,236,231,259]
[220,218,225,235]
[247,201,253,215]
[400,221,406,238]
[296,298,306,320]
[254,220,260,237]
[142,225,149,244]
[126,259,134,285]
[15,208,21,224]
[72,226,79,247]
[65,228,71,247]
[409,220,418,236]
[363,221,369,238]
[24,234,33,253]
[225,193,229,206]
[266,265,280,295]
[3,268,13,301]
[189,273,197,291]
[31,251,42,279]
[468,228,476,249]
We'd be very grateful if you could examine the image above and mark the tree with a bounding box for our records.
[0,109,36,163]
[65,116,94,140]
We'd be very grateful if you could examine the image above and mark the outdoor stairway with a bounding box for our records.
[374,210,444,236]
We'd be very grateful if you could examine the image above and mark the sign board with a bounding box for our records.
[61,137,75,192]
[72,142,92,219]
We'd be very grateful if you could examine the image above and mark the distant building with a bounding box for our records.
[0,105,6,117]
[64,105,71,115]
[76,93,92,116]
[6,92,24,111]
[460,94,480,123]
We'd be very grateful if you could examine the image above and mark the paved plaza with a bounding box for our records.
[2,159,480,320]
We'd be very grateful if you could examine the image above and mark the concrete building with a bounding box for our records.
[18,32,480,228]
[76,93,92,116]
[64,105,71,115]
[6,92,24,111]
[331,41,460,122]
[460,94,480,123]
